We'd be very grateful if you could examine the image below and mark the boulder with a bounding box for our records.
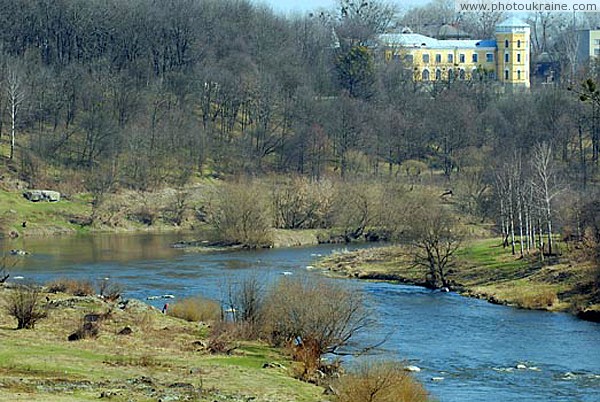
[23,190,61,202]
[118,327,133,336]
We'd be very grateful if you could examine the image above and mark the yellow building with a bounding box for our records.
[379,17,530,88]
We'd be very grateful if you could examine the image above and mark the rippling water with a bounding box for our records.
[2,233,599,402]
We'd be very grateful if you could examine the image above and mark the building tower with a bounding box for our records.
[495,17,530,88]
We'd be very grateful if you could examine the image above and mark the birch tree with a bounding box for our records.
[531,142,560,256]
[6,68,25,160]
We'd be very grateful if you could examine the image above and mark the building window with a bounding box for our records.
[422,69,430,81]
[404,54,414,63]
[488,71,496,80]
[422,53,429,63]
[459,69,465,80]
[435,54,442,63]
[436,69,442,80]
[486,53,494,62]
[472,53,478,63]
[448,53,453,63]
[459,54,465,63]
[505,53,509,63]
[504,69,509,80]
[505,39,509,48]
[448,69,454,80]
[472,68,479,80]
[517,53,521,63]
[517,39,521,48]
[594,39,600,45]
[517,70,521,80]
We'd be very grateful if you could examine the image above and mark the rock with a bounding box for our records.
[191,340,208,350]
[323,385,338,395]
[405,365,421,372]
[23,190,61,202]
[577,309,600,323]
[83,313,102,323]
[118,327,133,335]
[262,362,285,369]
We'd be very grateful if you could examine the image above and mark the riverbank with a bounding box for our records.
[0,286,327,402]
[0,187,345,251]
[317,238,600,321]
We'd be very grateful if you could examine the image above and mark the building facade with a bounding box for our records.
[576,29,600,67]
[379,17,530,88]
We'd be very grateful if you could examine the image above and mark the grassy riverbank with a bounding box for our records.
[0,287,327,402]
[318,238,600,318]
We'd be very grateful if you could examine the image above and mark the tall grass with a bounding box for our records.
[334,361,429,402]
[167,296,221,322]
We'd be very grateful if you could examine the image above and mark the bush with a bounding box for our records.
[167,296,221,322]
[46,278,95,296]
[262,277,372,377]
[208,181,272,247]
[272,177,335,229]
[223,274,265,338]
[97,278,123,302]
[5,285,48,329]
[206,321,240,354]
[334,361,429,402]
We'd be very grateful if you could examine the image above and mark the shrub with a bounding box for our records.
[262,277,372,377]
[97,279,123,302]
[167,296,221,322]
[206,321,240,354]
[46,278,95,296]
[272,177,335,229]
[334,361,429,402]
[5,285,48,329]
[223,274,265,338]
[208,181,272,248]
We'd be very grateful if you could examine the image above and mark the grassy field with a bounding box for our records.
[318,238,599,315]
[0,190,92,236]
[0,288,328,402]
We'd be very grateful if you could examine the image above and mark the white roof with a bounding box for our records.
[379,33,496,50]
[497,17,529,28]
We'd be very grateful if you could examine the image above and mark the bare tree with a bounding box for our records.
[5,284,47,330]
[6,68,25,160]
[531,142,561,256]
[408,200,463,289]
[263,276,375,376]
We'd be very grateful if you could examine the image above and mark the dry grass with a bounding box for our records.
[512,287,558,309]
[0,288,328,402]
[167,296,221,322]
[46,278,95,296]
[334,360,429,402]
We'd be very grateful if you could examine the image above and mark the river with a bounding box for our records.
[2,232,599,402]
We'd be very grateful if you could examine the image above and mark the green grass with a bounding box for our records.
[0,190,90,236]
[319,237,599,313]
[0,290,328,402]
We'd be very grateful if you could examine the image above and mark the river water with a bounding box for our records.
[2,232,599,402]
